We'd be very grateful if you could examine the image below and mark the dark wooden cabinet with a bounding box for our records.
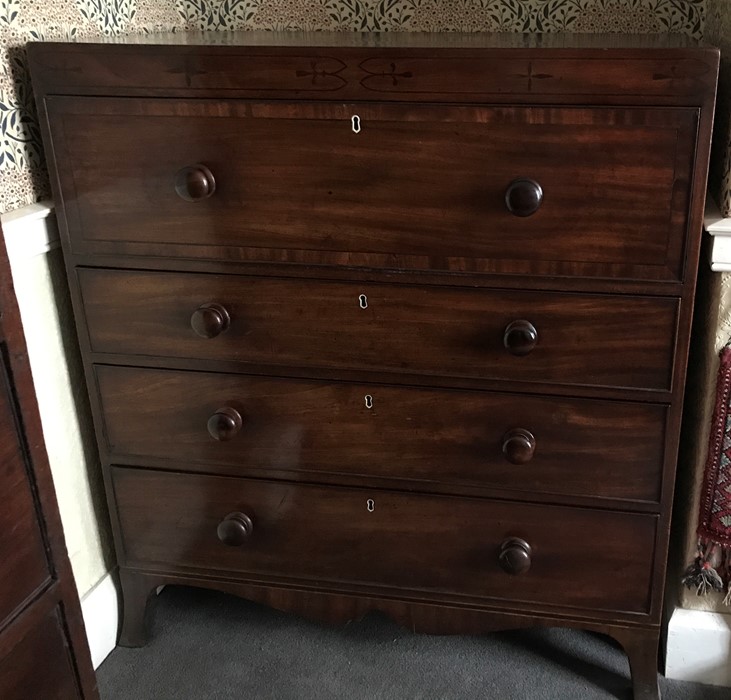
[28,32,719,700]
[0,229,97,698]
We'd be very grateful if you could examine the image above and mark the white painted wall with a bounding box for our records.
[2,202,117,667]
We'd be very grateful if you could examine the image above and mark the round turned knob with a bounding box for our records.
[499,538,532,575]
[505,178,543,217]
[207,407,243,441]
[191,303,230,339]
[503,320,538,356]
[174,164,216,202]
[502,428,536,465]
[217,512,254,546]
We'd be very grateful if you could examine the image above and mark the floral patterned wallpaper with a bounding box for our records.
[0,0,712,214]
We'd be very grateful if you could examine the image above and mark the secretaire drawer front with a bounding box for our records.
[50,97,696,281]
[79,269,678,392]
[113,467,656,615]
[98,366,666,504]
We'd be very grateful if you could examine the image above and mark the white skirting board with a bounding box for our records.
[80,572,119,670]
[706,197,731,271]
[665,607,731,686]
[2,200,59,257]
[2,200,119,669]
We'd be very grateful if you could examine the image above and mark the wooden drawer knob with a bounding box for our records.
[207,407,243,441]
[505,178,543,217]
[191,303,230,338]
[499,537,532,575]
[174,164,216,202]
[217,512,254,546]
[503,320,538,356]
[502,428,536,465]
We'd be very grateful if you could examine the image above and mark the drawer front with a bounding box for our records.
[79,269,678,392]
[50,97,696,281]
[113,467,656,615]
[97,366,667,504]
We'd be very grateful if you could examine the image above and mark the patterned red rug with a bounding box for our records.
[684,345,731,603]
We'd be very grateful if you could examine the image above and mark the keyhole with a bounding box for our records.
[364,395,373,409]
[359,294,368,309]
[352,115,361,134]
[367,499,375,512]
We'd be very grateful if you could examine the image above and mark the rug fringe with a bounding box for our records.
[724,584,731,606]
[683,540,728,600]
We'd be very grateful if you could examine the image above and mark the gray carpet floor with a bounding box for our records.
[97,587,730,700]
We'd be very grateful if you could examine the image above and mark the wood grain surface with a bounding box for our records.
[96,365,668,505]
[28,32,720,700]
[49,98,695,282]
[79,268,679,393]
[112,466,657,616]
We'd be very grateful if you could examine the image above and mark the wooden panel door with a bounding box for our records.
[0,229,97,698]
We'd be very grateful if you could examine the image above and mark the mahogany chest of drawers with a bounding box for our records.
[28,32,719,699]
